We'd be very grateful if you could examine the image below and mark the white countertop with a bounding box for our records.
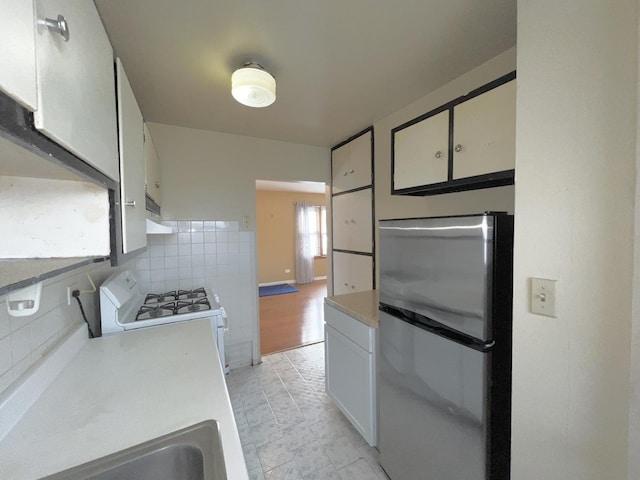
[0,319,248,480]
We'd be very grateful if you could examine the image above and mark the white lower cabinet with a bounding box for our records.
[324,302,376,446]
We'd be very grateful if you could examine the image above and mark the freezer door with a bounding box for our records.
[379,214,495,341]
[378,310,489,480]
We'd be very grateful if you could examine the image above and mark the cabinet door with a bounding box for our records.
[349,253,373,293]
[452,79,516,179]
[332,251,351,295]
[325,323,376,446]
[0,0,37,110]
[393,110,449,190]
[331,194,351,251]
[116,59,146,253]
[331,143,350,194]
[347,131,372,190]
[348,189,372,253]
[34,0,119,181]
[144,124,162,205]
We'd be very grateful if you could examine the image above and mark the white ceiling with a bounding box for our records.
[94,0,516,148]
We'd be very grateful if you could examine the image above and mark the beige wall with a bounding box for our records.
[256,190,327,284]
[513,2,637,479]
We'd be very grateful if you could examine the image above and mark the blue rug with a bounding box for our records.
[259,284,299,297]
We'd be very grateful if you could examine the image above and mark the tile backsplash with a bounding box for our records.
[0,262,115,396]
[0,220,257,397]
[133,220,257,368]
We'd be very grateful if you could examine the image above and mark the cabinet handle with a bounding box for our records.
[343,171,348,176]
[350,219,356,223]
[351,285,356,289]
[40,15,70,42]
[435,151,443,159]
[124,200,136,208]
[344,219,349,224]
[349,169,354,174]
[454,144,463,153]
[344,283,349,286]
[154,181,160,189]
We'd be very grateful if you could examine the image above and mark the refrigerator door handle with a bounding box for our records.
[379,302,494,352]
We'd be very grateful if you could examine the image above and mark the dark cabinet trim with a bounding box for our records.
[330,126,376,293]
[391,71,516,196]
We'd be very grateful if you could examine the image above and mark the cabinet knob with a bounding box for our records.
[343,171,348,176]
[349,169,354,174]
[454,144,463,153]
[344,283,349,286]
[344,219,349,224]
[435,151,443,159]
[350,219,356,223]
[351,285,356,289]
[124,200,136,208]
[40,15,70,42]
[154,181,160,189]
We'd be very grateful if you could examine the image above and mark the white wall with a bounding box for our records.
[374,47,516,223]
[630,9,640,477]
[368,47,516,290]
[513,2,637,479]
[146,124,329,361]
[147,123,330,225]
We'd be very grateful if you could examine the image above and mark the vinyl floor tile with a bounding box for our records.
[228,343,389,480]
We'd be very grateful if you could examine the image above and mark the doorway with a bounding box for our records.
[255,180,328,355]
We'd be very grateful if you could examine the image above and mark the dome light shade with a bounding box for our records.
[231,63,276,108]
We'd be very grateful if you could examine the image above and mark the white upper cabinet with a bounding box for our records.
[332,189,372,253]
[116,58,146,253]
[0,0,37,110]
[393,110,449,190]
[34,0,119,181]
[332,130,372,194]
[144,124,162,206]
[392,73,516,195]
[452,79,516,179]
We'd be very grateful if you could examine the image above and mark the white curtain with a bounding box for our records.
[295,201,314,284]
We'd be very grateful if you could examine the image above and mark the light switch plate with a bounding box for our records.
[530,277,556,317]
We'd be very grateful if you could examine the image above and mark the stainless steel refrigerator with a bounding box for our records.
[378,212,513,480]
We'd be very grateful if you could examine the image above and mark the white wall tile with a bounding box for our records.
[0,335,12,375]
[191,221,204,232]
[165,256,179,269]
[178,221,191,232]
[178,232,191,244]
[11,325,31,364]
[191,232,204,244]
[179,244,192,256]
[164,244,178,256]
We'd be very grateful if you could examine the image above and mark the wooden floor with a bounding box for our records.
[259,279,327,355]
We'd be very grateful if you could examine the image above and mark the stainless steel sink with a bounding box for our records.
[41,420,226,480]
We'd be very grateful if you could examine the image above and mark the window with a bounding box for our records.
[308,205,327,257]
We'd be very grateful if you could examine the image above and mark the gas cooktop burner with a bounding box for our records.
[135,303,176,321]
[176,298,211,314]
[144,288,208,304]
[136,297,212,321]
[177,288,207,299]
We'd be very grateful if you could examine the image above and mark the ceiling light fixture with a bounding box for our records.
[231,62,276,108]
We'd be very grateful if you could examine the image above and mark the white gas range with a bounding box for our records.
[99,270,229,373]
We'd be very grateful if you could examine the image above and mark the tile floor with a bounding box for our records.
[226,342,389,480]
